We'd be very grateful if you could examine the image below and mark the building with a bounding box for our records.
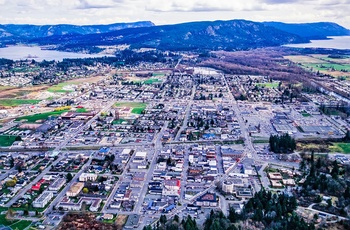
[66,182,84,197]
[79,173,98,182]
[33,191,53,208]
[222,181,234,194]
[196,193,218,207]
[48,178,66,191]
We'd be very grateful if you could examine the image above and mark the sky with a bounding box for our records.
[0,0,349,29]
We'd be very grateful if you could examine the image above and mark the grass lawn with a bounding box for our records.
[301,111,312,117]
[15,110,69,123]
[112,119,127,125]
[115,102,147,114]
[76,108,87,113]
[9,220,32,230]
[0,99,41,107]
[330,143,350,154]
[152,73,165,77]
[0,135,18,147]
[144,78,162,84]
[255,82,279,88]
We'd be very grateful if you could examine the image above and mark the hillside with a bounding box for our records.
[263,22,350,39]
[31,20,308,51]
[0,21,155,43]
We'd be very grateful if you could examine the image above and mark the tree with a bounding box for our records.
[6,180,16,187]
[66,173,73,182]
[174,214,180,223]
[82,187,89,193]
[15,136,22,141]
[160,214,167,225]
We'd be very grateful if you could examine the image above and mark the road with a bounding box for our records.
[134,121,169,214]
[175,85,196,141]
[44,152,94,215]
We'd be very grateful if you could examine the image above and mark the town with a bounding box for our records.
[0,49,350,230]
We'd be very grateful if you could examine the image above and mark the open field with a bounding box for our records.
[255,82,279,88]
[0,86,15,91]
[15,109,69,123]
[115,215,128,229]
[115,102,147,114]
[284,55,327,64]
[285,55,350,78]
[330,142,350,154]
[0,86,49,99]
[0,99,41,107]
[0,135,18,146]
[47,76,105,93]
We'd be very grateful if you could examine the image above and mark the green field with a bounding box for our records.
[15,110,69,123]
[301,111,312,117]
[0,135,18,146]
[115,102,147,114]
[47,82,76,93]
[0,214,32,230]
[144,78,162,84]
[255,82,279,88]
[152,73,166,77]
[0,99,41,107]
[112,119,127,125]
[330,142,350,154]
[76,108,87,113]
[11,67,40,73]
[131,78,162,85]
[306,63,350,71]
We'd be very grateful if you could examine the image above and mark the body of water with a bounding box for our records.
[0,46,113,61]
[285,36,350,49]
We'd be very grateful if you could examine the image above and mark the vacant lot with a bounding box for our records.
[0,99,41,107]
[15,110,69,123]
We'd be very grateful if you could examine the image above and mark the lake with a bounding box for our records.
[285,36,350,49]
[0,46,113,61]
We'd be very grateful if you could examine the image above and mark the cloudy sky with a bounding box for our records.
[0,0,349,28]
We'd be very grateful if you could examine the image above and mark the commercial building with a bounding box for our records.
[66,182,84,197]
[48,178,66,191]
[79,173,98,182]
[33,191,53,208]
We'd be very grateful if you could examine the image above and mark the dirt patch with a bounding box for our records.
[115,215,128,229]
[0,85,49,99]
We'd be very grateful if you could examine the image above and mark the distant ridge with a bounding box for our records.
[0,21,155,43]
[29,19,308,51]
[263,22,350,39]
[1,19,349,52]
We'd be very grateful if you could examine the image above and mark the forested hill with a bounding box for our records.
[30,20,308,51]
[0,21,155,43]
[263,22,350,39]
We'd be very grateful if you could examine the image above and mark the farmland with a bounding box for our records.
[285,54,350,78]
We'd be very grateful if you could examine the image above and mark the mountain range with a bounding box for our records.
[0,20,349,52]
